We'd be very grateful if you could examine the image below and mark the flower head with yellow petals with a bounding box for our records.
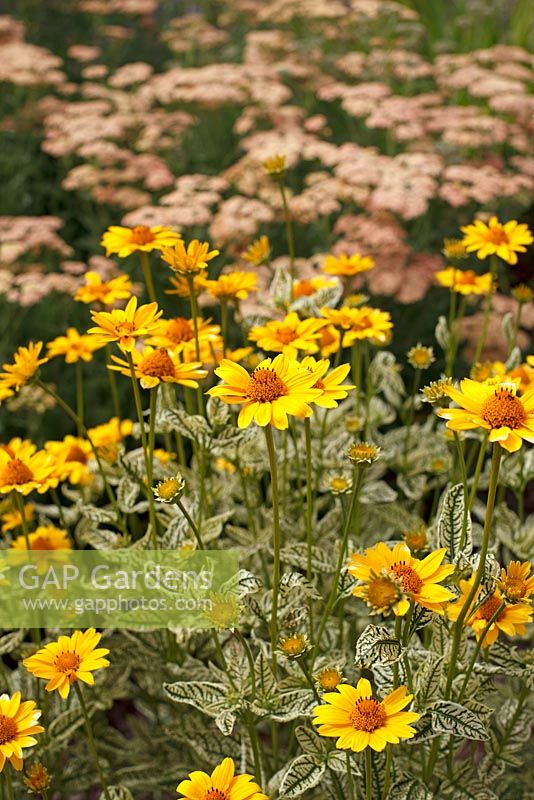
[321,252,374,277]
[102,225,181,258]
[201,271,257,302]
[88,296,162,352]
[0,692,44,773]
[109,346,207,389]
[301,356,355,408]
[47,328,104,364]
[10,525,71,551]
[0,439,56,496]
[461,216,533,265]
[177,757,267,800]
[248,312,326,358]
[161,239,219,275]
[75,271,132,306]
[0,342,48,392]
[435,267,493,296]
[447,578,532,647]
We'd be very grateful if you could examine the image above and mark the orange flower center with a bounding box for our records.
[481,389,526,430]
[0,458,34,486]
[477,595,503,621]
[0,716,17,745]
[140,349,176,378]
[30,536,55,550]
[455,270,478,285]
[404,528,427,551]
[246,369,287,403]
[67,445,88,464]
[366,576,399,609]
[485,226,509,246]
[167,318,194,343]
[502,577,526,601]
[55,652,81,673]
[314,378,325,390]
[318,668,342,690]
[349,698,387,732]
[351,314,373,332]
[130,225,155,245]
[391,563,423,594]
[276,326,298,345]
[294,280,316,298]
[204,791,227,800]
[114,321,137,337]
[321,328,337,347]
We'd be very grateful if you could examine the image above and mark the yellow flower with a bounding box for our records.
[470,361,507,383]
[203,594,240,629]
[1,503,34,533]
[313,678,419,752]
[153,474,185,504]
[301,356,354,408]
[435,267,493,295]
[214,457,237,474]
[278,633,309,658]
[262,153,287,177]
[149,316,221,360]
[201,271,257,301]
[316,667,344,692]
[347,442,380,465]
[407,344,435,370]
[511,283,534,304]
[248,312,327,358]
[403,525,428,553]
[23,629,110,700]
[293,276,338,299]
[0,439,56,496]
[321,252,374,277]
[166,273,206,298]
[10,525,71,551]
[45,436,93,485]
[349,542,455,616]
[442,238,468,260]
[0,342,48,392]
[88,296,162,352]
[177,757,267,800]
[24,762,51,794]
[101,224,181,258]
[497,561,534,604]
[420,377,454,404]
[318,324,341,358]
[447,579,532,647]
[437,378,534,453]
[320,306,393,346]
[109,346,207,389]
[242,235,270,265]
[461,216,533,265]
[208,353,322,430]
[161,239,219,275]
[47,328,104,364]
[86,417,133,462]
[0,692,44,773]
[75,271,132,306]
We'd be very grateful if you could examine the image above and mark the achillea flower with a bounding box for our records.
[101,224,181,258]
[248,312,326,358]
[0,342,48,392]
[437,379,534,453]
[0,439,56,496]
[349,542,454,616]
[447,579,532,647]
[109,346,207,389]
[153,474,185,504]
[10,525,71,551]
[320,306,393,346]
[262,153,287,177]
[161,239,219,275]
[435,268,493,295]
[321,252,374,277]
[201,271,257,301]
[45,436,92,485]
[242,235,270,266]
[88,296,162,352]
[208,354,322,430]
[461,217,533,265]
[497,561,534,604]
[177,757,267,800]
[301,356,354,408]
[23,629,110,699]
[47,328,104,363]
[313,679,419,752]
[407,344,435,370]
[293,276,338,299]
[0,692,44,773]
[75,271,132,306]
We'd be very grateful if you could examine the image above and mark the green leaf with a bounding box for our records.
[429,700,489,740]
[355,624,402,667]
[390,776,434,800]
[437,483,472,560]
[279,754,326,798]
[414,654,445,706]
[100,787,133,800]
[0,629,25,656]
[163,681,228,716]
[295,725,327,757]
[435,315,450,352]
[46,706,85,745]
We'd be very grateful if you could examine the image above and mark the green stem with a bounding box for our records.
[264,426,281,674]
[3,770,14,800]
[140,251,157,304]
[365,748,372,800]
[473,256,498,365]
[187,276,205,415]
[234,629,257,701]
[177,499,205,549]
[304,417,314,584]
[346,750,356,800]
[220,298,228,358]
[75,361,84,433]
[468,435,488,511]
[453,433,469,550]
[403,368,421,462]
[105,344,121,418]
[381,745,392,800]
[279,181,296,300]
[511,302,522,352]
[74,683,111,800]
[445,286,458,376]
[351,343,362,413]
[458,600,506,702]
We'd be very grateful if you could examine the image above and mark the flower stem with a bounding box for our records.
[75,361,84,433]
[177,500,204,549]
[351,343,362,413]
[186,275,205,415]
[304,416,314,585]
[279,181,295,300]
[346,750,356,800]
[105,344,121,418]
[365,748,372,800]
[468,434,488,511]
[140,251,157,304]
[3,769,15,800]
[264,425,281,673]
[453,433,469,550]
[74,683,112,800]
[458,599,506,702]
[381,745,392,800]
[220,298,228,358]
[473,256,498,365]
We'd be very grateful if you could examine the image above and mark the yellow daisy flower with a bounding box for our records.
[0,692,44,773]
[47,328,104,364]
[24,762,51,794]
[447,579,532,647]
[497,561,534,604]
[109,346,207,389]
[442,239,468,260]
[321,252,374,277]
[248,311,326,358]
[166,273,206,298]
[177,757,267,800]
[75,271,132,306]
[318,324,341,358]
[45,436,93,485]
[313,678,419,752]
[316,667,344,692]
[461,216,533,265]
[242,235,270,266]
[437,378,534,453]
[86,417,133,462]
[1,503,35,533]
[511,284,534,304]
[301,356,355,408]
[0,439,56,496]
[407,344,435,370]
[262,153,287,177]
[10,525,71,551]
[435,267,493,296]
[320,306,393,346]
[88,296,162,352]
[101,225,181,258]
[208,353,322,430]
[161,239,219,275]
[293,276,338,299]
[149,316,221,359]
[0,342,48,392]
[201,271,257,301]
[23,629,110,700]
[348,542,455,616]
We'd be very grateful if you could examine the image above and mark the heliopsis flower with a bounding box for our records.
[166,273,205,297]
[437,379,534,453]
[153,474,185,504]
[447,579,532,647]
[0,692,44,773]
[1,503,34,532]
[420,377,454,404]
[349,542,454,616]
[321,306,393,346]
[149,316,220,359]
[277,633,309,659]
[101,224,181,258]
[407,344,435,370]
[321,252,374,277]
[0,439,56,496]
[242,235,270,265]
[45,436,93,485]
[75,271,132,306]
[177,757,267,800]
[24,762,51,794]
[318,324,341,358]
[322,471,353,495]
[262,153,287,177]
[248,312,326,358]
[109,346,207,389]
[0,342,48,392]
[301,356,354,408]
[435,268,493,296]
[23,629,110,700]
[347,442,380,465]
[316,667,344,692]
[461,217,533,265]
[312,679,419,752]
[403,525,428,553]
[442,239,468,260]
[208,354,322,430]
[88,296,162,352]
[161,239,219,275]
[201,271,257,301]
[86,417,133,462]
[497,561,534,604]
[11,525,71,551]
[47,328,104,364]
[293,276,338,300]
[470,361,507,383]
